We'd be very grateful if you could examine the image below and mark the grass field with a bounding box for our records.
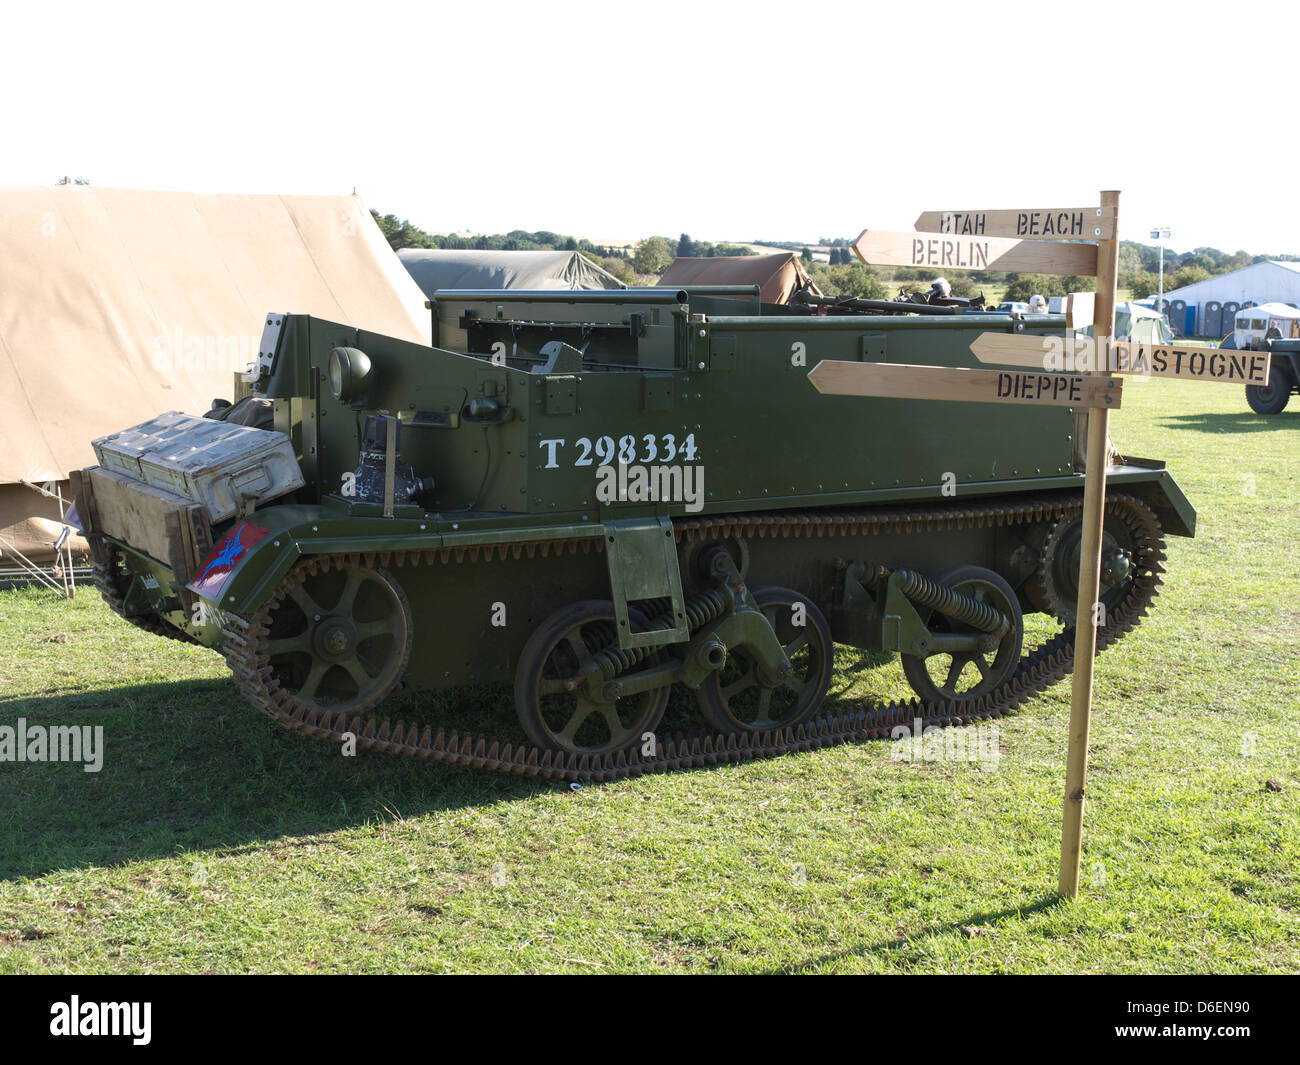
[0,382,1296,974]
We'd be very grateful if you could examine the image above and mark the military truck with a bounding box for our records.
[1247,335,1299,414]
[73,286,1195,781]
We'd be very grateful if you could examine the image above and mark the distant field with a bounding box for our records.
[0,383,1296,974]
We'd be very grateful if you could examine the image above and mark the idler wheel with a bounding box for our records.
[259,562,412,714]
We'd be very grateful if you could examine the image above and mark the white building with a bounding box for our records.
[1158,260,1300,338]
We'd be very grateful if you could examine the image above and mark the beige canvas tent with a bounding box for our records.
[0,186,430,563]
[657,252,819,305]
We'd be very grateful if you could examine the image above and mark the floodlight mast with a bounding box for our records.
[1150,227,1172,328]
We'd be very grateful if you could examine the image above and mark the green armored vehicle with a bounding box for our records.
[73,287,1195,781]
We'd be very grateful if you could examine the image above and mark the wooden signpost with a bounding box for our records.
[808,361,1121,409]
[969,333,1274,384]
[818,191,1270,900]
[1059,189,1120,901]
[913,207,1117,241]
[852,229,1098,276]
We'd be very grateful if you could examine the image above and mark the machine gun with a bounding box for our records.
[789,277,987,316]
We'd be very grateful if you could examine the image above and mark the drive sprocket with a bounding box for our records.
[1026,505,1140,625]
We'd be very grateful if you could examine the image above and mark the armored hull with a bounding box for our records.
[76,287,1195,779]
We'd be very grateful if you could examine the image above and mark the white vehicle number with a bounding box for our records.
[538,433,700,469]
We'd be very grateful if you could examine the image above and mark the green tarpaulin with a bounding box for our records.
[397,249,626,295]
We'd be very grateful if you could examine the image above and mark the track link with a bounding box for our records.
[213,490,1165,782]
[91,548,198,644]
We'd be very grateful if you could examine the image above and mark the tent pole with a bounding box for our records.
[0,533,66,594]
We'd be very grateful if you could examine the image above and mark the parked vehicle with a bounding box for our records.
[73,289,1195,780]
[1247,336,1300,414]
[1233,302,1300,351]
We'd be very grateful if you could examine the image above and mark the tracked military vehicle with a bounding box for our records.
[74,286,1195,781]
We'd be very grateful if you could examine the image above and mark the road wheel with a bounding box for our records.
[901,565,1023,704]
[696,587,833,733]
[515,600,669,756]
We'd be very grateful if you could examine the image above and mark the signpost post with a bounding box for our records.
[1057,189,1120,900]
[815,191,1270,899]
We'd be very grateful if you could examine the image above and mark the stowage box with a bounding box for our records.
[92,411,304,523]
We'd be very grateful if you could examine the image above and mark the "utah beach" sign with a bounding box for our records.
[914,207,1116,241]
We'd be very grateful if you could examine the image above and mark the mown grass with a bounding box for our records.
[0,381,1296,974]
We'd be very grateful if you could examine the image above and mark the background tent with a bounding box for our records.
[657,252,819,305]
[1115,302,1174,345]
[0,186,430,563]
[397,249,626,297]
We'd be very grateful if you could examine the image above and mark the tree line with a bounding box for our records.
[371,213,759,284]
[372,209,1294,298]
[1114,242,1287,299]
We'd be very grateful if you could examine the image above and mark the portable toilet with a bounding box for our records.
[1202,300,1222,338]
[1223,301,1241,339]
[1171,300,1190,336]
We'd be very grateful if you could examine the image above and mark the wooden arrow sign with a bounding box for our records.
[970,333,1273,384]
[1113,343,1271,384]
[914,207,1117,241]
[808,360,1121,409]
[853,229,1099,277]
[970,333,1092,369]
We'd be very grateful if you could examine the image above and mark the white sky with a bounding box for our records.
[4,0,1296,256]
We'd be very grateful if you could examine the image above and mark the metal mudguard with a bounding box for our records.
[186,504,609,618]
[1105,462,1195,538]
[191,462,1192,621]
